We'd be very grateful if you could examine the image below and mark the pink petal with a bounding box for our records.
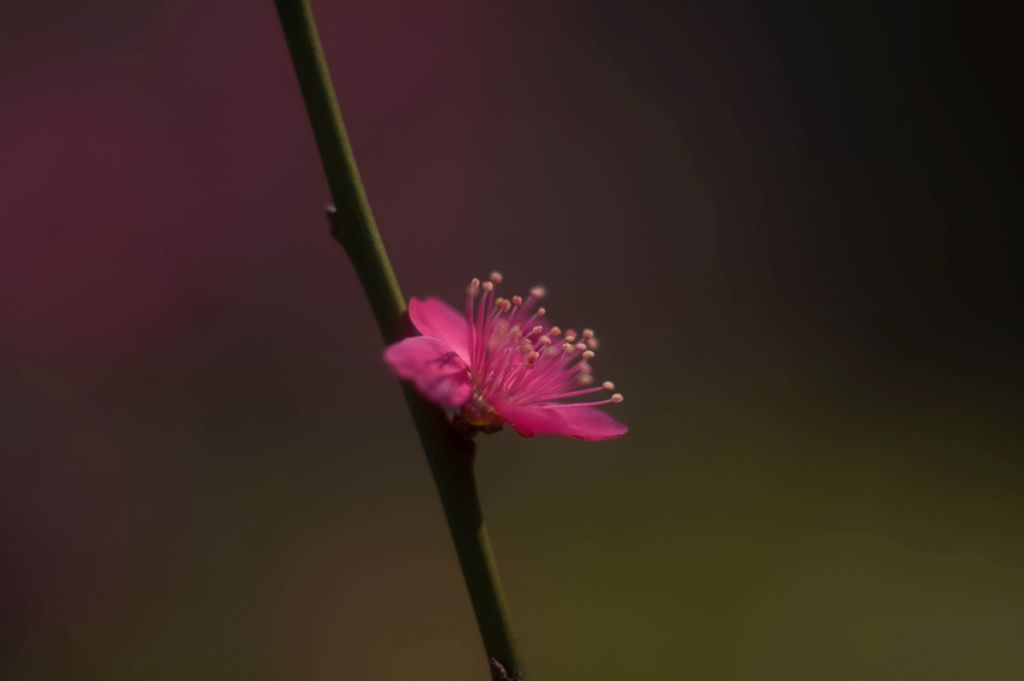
[496,401,628,441]
[409,297,471,365]
[383,336,472,408]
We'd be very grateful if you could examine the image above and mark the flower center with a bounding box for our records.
[460,393,504,433]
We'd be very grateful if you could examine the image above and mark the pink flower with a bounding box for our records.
[384,272,627,441]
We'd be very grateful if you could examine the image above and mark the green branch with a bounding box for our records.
[272,1,522,677]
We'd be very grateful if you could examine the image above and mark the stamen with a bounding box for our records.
[473,280,494,369]
[553,384,609,400]
[541,393,623,408]
[455,278,623,417]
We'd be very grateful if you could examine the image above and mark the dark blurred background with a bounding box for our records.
[2,1,1022,679]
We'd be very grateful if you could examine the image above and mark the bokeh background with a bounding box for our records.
[2,1,1022,679]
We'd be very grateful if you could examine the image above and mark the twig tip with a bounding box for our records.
[490,657,523,681]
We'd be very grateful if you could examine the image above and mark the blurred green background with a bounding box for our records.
[2,1,1022,679]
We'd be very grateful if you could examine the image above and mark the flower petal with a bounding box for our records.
[383,336,472,408]
[496,402,628,441]
[409,297,471,365]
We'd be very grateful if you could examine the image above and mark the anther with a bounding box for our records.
[536,307,546,317]
[511,295,523,307]
[539,336,552,346]
[490,271,503,284]
[575,342,587,352]
[610,393,624,403]
[579,374,594,385]
[530,325,543,336]
[564,330,578,343]
[468,278,481,294]
[529,286,547,299]
[496,298,512,312]
[602,381,615,390]
[582,350,595,360]
[562,343,575,354]
[548,326,562,337]
[587,338,599,350]
[482,281,494,293]
[582,329,594,340]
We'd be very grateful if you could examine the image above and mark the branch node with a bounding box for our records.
[325,203,342,241]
